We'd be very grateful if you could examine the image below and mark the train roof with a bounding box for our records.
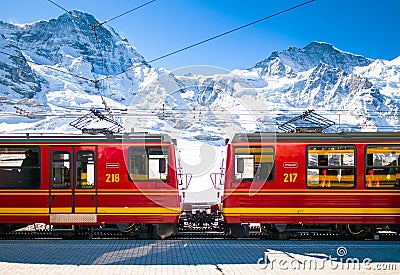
[0,132,175,144]
[231,132,400,143]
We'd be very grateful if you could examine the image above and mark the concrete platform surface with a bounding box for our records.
[0,239,398,274]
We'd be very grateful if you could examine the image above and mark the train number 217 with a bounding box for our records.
[283,173,298,183]
[106,173,120,183]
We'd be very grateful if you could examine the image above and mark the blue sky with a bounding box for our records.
[1,0,399,70]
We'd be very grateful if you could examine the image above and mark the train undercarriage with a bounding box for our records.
[0,222,178,239]
[1,202,399,240]
[225,223,400,240]
[1,221,399,240]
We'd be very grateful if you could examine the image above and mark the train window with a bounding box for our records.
[234,146,274,182]
[365,146,400,189]
[0,146,40,189]
[76,151,95,189]
[128,146,168,181]
[52,152,71,189]
[307,146,355,188]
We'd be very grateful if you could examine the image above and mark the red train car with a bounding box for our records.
[222,132,400,238]
[0,133,181,238]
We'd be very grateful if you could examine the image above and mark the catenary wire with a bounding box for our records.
[147,0,316,64]
[98,0,156,26]
[12,0,388,129]
[2,0,319,103]
[47,0,156,31]
[98,0,317,82]
[46,0,157,117]
[45,0,317,83]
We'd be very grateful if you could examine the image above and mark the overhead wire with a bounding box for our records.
[46,0,157,119]
[45,0,317,84]
[0,50,96,83]
[0,48,395,118]
[12,0,391,130]
[4,0,317,122]
[147,0,316,64]
[97,0,318,82]
[3,103,400,131]
[3,106,399,118]
[98,0,156,27]
[47,0,157,41]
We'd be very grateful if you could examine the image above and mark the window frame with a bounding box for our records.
[76,150,95,189]
[306,144,356,189]
[233,145,275,183]
[365,145,400,189]
[52,151,71,189]
[128,145,169,182]
[0,146,41,189]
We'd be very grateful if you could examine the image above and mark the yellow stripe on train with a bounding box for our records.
[222,207,400,215]
[97,207,181,214]
[0,207,181,215]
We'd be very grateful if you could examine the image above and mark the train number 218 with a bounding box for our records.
[106,173,120,183]
[283,173,298,183]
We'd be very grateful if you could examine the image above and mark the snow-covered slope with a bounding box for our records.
[243,41,400,132]
[0,11,156,132]
[0,12,399,135]
[0,33,41,98]
[253,41,373,76]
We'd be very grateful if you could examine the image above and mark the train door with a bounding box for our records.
[49,146,97,223]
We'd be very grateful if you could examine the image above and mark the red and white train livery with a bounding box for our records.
[0,133,181,238]
[222,132,400,238]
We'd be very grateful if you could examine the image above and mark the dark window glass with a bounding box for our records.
[76,151,95,189]
[0,147,40,189]
[52,152,70,189]
[234,146,274,182]
[365,146,400,189]
[128,146,168,181]
[307,146,355,188]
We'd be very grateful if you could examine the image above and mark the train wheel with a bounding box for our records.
[153,223,178,239]
[260,224,288,239]
[0,224,28,235]
[390,224,400,234]
[227,224,249,238]
[345,224,373,239]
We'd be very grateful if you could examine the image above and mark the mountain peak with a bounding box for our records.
[253,41,373,76]
[56,10,102,29]
[0,11,147,76]
[304,41,335,50]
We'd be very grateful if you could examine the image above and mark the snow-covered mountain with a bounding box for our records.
[253,42,373,76]
[0,10,156,131]
[0,11,399,136]
[0,33,42,98]
[244,41,400,132]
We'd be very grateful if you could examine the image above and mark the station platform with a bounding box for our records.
[0,239,399,274]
